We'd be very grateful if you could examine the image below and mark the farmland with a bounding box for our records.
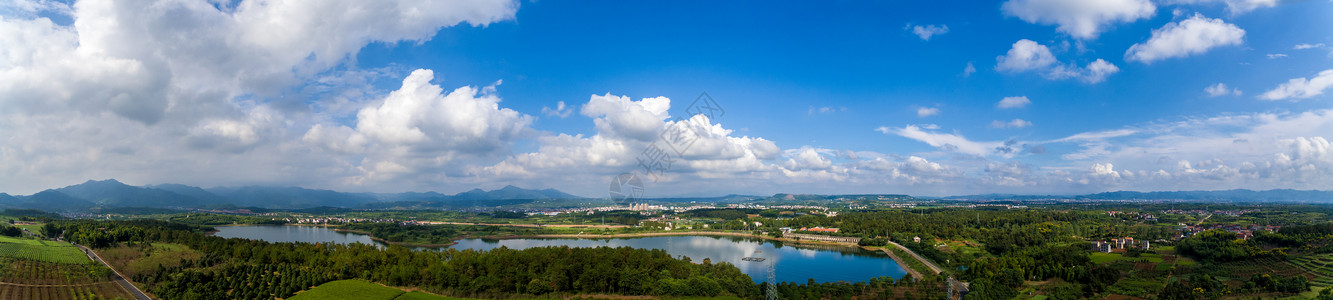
[0,235,90,264]
[0,233,134,299]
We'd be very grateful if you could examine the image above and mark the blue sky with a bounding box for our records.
[1,0,1331,197]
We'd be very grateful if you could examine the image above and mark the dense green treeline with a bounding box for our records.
[339,222,551,245]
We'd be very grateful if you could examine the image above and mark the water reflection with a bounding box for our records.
[448,235,907,284]
[212,226,908,284]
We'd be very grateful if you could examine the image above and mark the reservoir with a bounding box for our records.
[212,225,380,246]
[212,225,909,284]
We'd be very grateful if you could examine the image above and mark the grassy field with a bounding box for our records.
[95,242,203,279]
[290,280,406,300]
[0,235,89,264]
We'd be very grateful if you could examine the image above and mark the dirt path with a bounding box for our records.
[78,245,151,300]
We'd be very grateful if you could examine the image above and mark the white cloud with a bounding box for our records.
[917,107,941,117]
[1260,69,1333,101]
[992,119,1034,128]
[1168,0,1278,15]
[997,40,1119,83]
[1001,0,1156,39]
[0,0,520,194]
[910,24,949,41]
[808,106,845,114]
[581,93,671,142]
[963,62,977,77]
[354,69,531,153]
[1125,14,1245,63]
[1080,59,1120,83]
[1266,53,1288,59]
[784,147,833,171]
[996,39,1057,72]
[1294,43,1326,50]
[1204,83,1242,97]
[998,96,1032,109]
[880,125,1005,157]
[542,101,573,118]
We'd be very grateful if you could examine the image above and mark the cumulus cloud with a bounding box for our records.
[0,0,520,194]
[1205,83,1242,97]
[1260,69,1333,101]
[1001,0,1156,39]
[354,69,531,153]
[996,39,1057,72]
[917,107,941,117]
[581,93,671,142]
[909,24,948,41]
[1126,14,1245,63]
[962,62,977,77]
[996,39,1119,83]
[996,96,1030,109]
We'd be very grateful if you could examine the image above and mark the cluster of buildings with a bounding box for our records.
[946,204,1029,209]
[1179,224,1281,240]
[1162,209,1261,216]
[284,216,398,224]
[1105,211,1159,222]
[1090,237,1150,253]
[778,226,839,234]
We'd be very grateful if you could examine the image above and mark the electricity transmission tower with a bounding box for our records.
[766,261,779,300]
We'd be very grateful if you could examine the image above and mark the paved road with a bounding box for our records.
[77,245,151,300]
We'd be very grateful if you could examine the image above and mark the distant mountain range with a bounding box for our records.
[946,189,1333,203]
[0,179,585,211]
[3,179,1330,212]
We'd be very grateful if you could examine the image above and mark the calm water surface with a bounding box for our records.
[213,225,379,246]
[212,225,907,284]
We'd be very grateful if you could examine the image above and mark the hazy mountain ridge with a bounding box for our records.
[0,179,588,211]
[947,189,1333,203]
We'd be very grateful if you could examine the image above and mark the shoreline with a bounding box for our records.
[204,224,923,278]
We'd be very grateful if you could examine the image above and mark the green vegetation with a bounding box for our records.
[3,201,1331,299]
[339,222,552,245]
[290,280,406,300]
[886,246,932,275]
[0,235,90,264]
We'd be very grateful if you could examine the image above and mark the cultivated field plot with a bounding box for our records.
[0,258,133,300]
[0,236,135,300]
[0,236,90,264]
[1288,254,1333,286]
[0,282,132,300]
